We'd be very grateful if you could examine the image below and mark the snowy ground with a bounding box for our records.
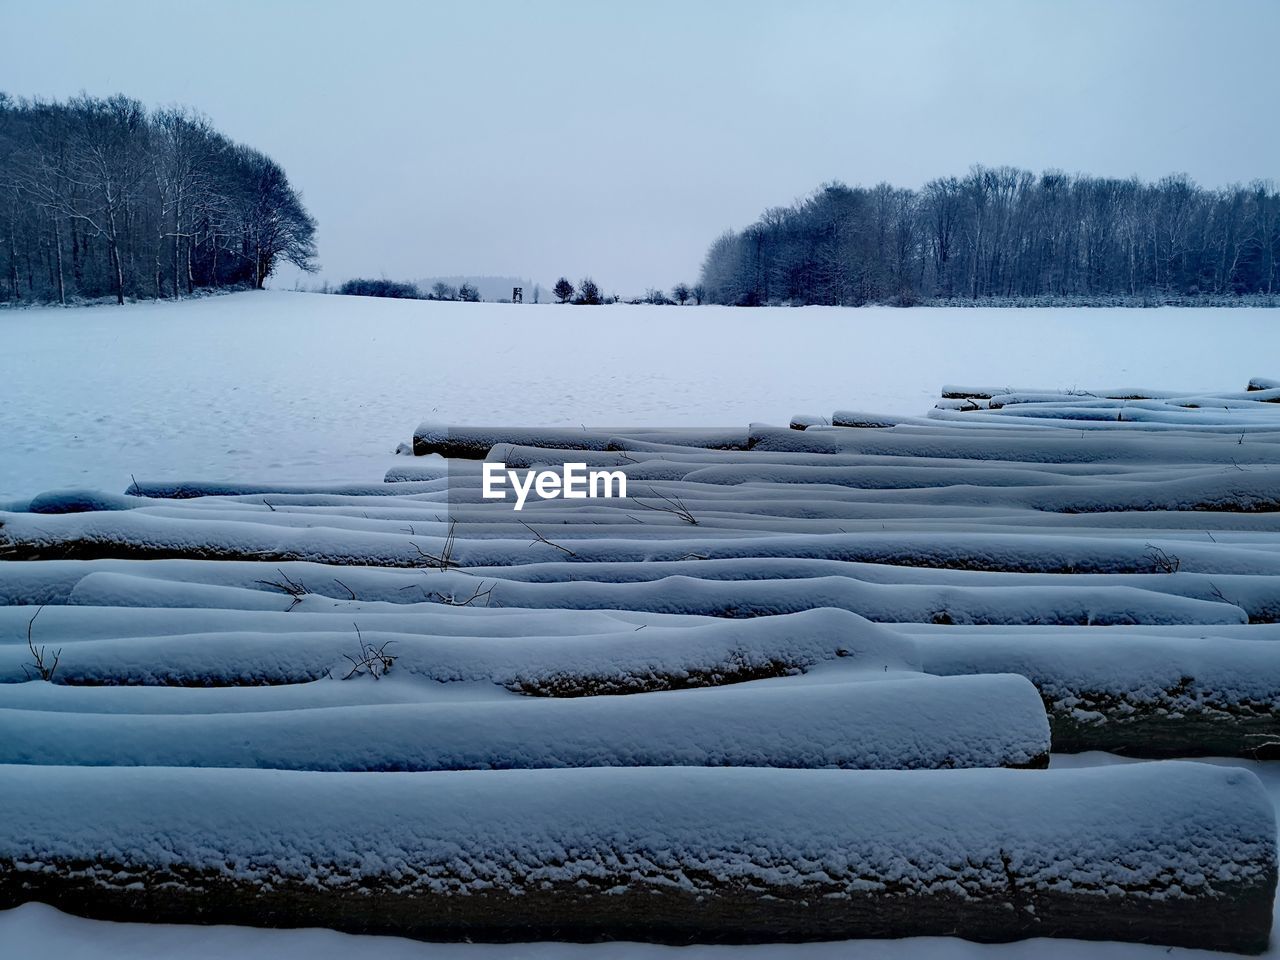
[4,290,1280,501]
[4,292,1280,957]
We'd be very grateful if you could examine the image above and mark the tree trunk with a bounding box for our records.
[7,208,20,301]
[106,203,124,305]
[109,239,124,305]
[52,216,65,306]
[171,194,181,300]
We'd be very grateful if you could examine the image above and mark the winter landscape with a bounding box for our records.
[5,1,1280,958]
[4,293,1280,958]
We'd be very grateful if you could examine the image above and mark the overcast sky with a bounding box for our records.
[5,0,1277,294]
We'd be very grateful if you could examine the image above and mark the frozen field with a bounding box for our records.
[4,291,1280,500]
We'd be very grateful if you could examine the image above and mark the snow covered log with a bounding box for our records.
[0,551,1255,625]
[917,632,1280,757]
[673,464,1280,514]
[411,423,749,458]
[0,673,1051,771]
[449,441,1252,477]
[456,558,1280,623]
[924,409,1280,434]
[829,411,904,428]
[0,606,919,688]
[750,426,1280,462]
[941,385,1182,400]
[124,478,450,499]
[22,490,150,514]
[53,567,1250,626]
[0,601,704,646]
[987,391,1280,409]
[7,512,1280,577]
[0,763,1272,951]
[964,403,1280,425]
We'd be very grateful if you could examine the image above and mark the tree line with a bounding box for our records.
[332,278,481,301]
[0,93,317,305]
[331,275,715,307]
[699,167,1280,306]
[551,278,707,305]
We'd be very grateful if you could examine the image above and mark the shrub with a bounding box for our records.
[335,279,422,299]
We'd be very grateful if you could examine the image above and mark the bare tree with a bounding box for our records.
[236,148,317,289]
[696,166,1280,305]
[0,93,318,304]
[154,107,217,299]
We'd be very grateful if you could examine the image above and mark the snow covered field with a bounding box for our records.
[4,293,1280,957]
[5,290,1280,501]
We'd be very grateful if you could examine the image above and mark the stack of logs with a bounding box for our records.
[0,380,1277,952]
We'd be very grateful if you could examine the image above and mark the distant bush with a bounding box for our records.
[336,279,422,299]
[888,287,920,308]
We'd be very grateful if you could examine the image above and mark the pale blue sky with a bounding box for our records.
[4,0,1277,293]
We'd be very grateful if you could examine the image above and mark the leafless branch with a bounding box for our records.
[1144,544,1181,574]
[426,580,495,607]
[632,486,698,525]
[253,569,308,610]
[23,606,60,682]
[520,520,577,557]
[340,623,397,680]
[410,520,459,569]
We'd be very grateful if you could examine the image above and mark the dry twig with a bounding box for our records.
[410,520,459,569]
[520,520,577,557]
[253,569,308,611]
[633,486,698,525]
[23,606,60,682]
[340,623,397,680]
